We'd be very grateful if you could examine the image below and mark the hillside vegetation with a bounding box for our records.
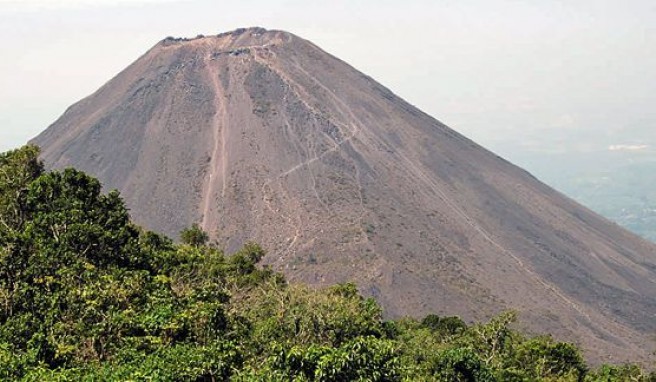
[0,145,653,381]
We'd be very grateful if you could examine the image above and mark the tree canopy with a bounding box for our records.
[0,145,653,381]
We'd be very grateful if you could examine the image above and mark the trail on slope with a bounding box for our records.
[297,67,597,324]
[201,54,228,232]
[250,47,362,260]
[242,46,623,334]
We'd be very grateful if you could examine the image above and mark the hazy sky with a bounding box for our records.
[1,0,654,159]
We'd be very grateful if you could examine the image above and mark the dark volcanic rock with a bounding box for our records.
[32,27,656,364]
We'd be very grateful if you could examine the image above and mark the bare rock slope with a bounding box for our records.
[32,27,656,363]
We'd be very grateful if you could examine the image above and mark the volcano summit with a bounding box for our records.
[32,27,656,363]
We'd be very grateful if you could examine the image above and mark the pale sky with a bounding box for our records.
[1,0,654,160]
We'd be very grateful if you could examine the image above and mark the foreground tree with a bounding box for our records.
[0,145,43,234]
[180,223,209,247]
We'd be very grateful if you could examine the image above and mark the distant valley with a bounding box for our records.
[482,128,656,243]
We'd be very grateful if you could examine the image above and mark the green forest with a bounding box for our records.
[0,145,653,381]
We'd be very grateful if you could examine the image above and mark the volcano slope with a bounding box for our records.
[32,27,656,363]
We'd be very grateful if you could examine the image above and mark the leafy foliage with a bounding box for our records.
[180,223,209,247]
[0,145,653,381]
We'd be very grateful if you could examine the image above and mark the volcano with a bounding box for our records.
[32,27,656,363]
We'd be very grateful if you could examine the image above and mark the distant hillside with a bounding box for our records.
[502,147,656,243]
